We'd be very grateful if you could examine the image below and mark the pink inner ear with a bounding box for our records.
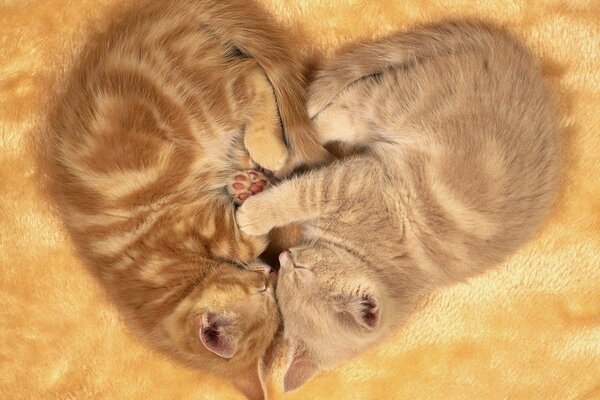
[199,313,236,359]
[362,304,378,329]
[360,296,379,329]
[337,294,379,331]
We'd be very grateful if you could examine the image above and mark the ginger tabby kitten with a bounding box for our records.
[45,0,329,398]
[237,21,560,391]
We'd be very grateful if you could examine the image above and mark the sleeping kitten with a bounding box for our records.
[236,20,560,391]
[45,0,329,398]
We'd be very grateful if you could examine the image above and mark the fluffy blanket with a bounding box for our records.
[1,0,599,399]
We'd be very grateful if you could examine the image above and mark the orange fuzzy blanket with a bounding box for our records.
[1,0,599,399]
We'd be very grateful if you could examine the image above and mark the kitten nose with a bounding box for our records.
[279,250,292,267]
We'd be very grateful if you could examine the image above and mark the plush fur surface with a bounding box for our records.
[1,0,599,399]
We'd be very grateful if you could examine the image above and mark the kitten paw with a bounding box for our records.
[247,139,288,173]
[227,170,269,206]
[235,197,274,236]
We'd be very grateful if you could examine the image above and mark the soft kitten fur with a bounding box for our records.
[236,20,560,391]
[45,0,329,398]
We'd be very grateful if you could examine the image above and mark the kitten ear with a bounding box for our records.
[199,312,238,359]
[334,293,380,331]
[283,341,319,392]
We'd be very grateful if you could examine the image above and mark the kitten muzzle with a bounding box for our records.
[278,250,293,269]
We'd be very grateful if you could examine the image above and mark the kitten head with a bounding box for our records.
[275,245,385,391]
[164,261,279,376]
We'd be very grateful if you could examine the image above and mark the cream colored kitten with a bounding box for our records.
[236,21,560,391]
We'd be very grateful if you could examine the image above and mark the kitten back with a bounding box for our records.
[308,20,515,116]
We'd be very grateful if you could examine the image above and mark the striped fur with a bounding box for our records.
[236,21,560,390]
[44,0,329,398]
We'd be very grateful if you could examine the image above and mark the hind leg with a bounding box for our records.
[311,90,376,147]
[227,169,270,205]
[244,69,289,173]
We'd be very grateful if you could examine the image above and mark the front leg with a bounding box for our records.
[243,69,289,173]
[236,156,375,236]
[235,177,317,236]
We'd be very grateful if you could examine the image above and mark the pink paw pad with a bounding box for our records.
[227,169,269,205]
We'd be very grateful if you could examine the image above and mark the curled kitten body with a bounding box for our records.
[45,0,328,398]
[237,20,560,390]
